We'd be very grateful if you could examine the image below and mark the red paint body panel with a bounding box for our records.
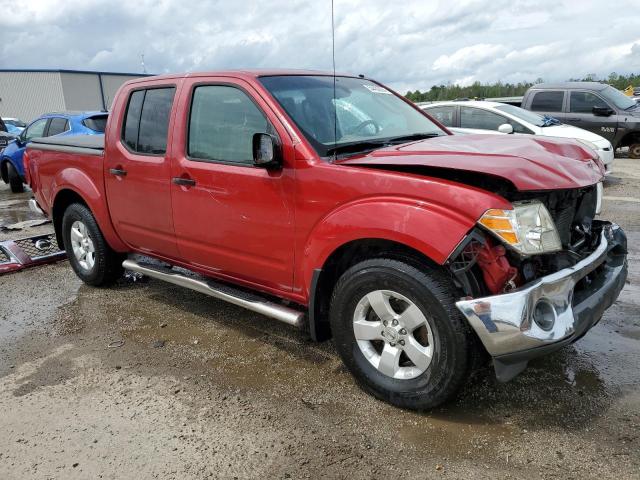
[25,70,603,307]
[339,134,604,191]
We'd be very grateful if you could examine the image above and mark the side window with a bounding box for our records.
[188,85,269,164]
[122,87,175,154]
[530,91,564,112]
[426,106,454,127]
[47,117,69,136]
[460,107,507,130]
[570,92,609,114]
[24,119,48,141]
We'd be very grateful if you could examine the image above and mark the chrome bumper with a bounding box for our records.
[456,224,627,367]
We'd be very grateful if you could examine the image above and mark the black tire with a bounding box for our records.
[330,258,474,410]
[61,203,124,286]
[629,143,640,159]
[7,162,24,193]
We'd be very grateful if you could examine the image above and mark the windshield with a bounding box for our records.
[600,85,636,110]
[494,104,549,127]
[259,75,445,157]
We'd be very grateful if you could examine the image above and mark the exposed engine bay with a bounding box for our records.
[448,184,604,297]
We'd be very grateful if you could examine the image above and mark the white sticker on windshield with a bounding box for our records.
[363,84,392,94]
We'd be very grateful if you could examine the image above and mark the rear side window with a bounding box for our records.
[188,85,269,164]
[83,115,108,132]
[460,107,506,130]
[569,92,609,113]
[425,106,455,127]
[530,91,564,112]
[46,117,69,136]
[122,87,175,154]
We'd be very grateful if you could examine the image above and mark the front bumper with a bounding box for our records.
[456,223,627,381]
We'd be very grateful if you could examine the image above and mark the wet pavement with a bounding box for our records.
[0,158,639,479]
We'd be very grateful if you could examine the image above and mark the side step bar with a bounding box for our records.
[122,259,306,328]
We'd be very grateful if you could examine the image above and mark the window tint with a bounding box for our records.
[47,117,69,136]
[530,91,564,112]
[570,92,609,113]
[137,88,175,154]
[425,106,455,127]
[122,87,175,154]
[83,115,108,132]
[460,107,507,130]
[25,119,48,141]
[188,85,269,164]
[123,90,145,150]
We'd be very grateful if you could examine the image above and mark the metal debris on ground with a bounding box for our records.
[0,233,66,274]
[1,219,51,231]
[107,340,125,348]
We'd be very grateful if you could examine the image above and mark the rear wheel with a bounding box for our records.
[330,258,474,410]
[629,143,640,159]
[61,203,124,286]
[7,162,24,193]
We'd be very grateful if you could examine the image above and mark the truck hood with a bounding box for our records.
[337,134,604,191]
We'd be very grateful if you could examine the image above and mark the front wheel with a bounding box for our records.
[330,258,474,410]
[7,162,24,193]
[629,143,640,159]
[61,203,124,286]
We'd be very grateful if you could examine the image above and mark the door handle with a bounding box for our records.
[172,177,196,187]
[109,168,127,176]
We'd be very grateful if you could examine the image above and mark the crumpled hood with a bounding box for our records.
[338,134,604,191]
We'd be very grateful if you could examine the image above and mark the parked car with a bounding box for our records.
[422,101,615,174]
[0,118,18,155]
[521,82,640,158]
[2,117,27,134]
[24,71,626,409]
[1,111,108,193]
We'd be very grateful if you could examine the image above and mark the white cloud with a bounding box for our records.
[0,0,639,93]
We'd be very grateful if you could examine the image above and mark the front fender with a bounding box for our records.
[299,197,477,298]
[51,168,127,251]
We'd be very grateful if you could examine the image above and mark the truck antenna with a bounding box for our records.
[331,0,337,162]
[140,54,147,74]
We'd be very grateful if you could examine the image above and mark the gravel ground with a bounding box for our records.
[0,156,639,479]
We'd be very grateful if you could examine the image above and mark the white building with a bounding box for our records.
[0,69,148,122]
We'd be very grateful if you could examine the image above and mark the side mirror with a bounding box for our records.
[592,106,613,116]
[498,123,514,134]
[252,133,281,169]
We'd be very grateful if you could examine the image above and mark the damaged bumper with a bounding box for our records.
[456,222,627,382]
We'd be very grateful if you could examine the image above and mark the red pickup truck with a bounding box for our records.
[24,70,627,409]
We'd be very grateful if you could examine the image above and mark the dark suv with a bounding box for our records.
[521,82,640,158]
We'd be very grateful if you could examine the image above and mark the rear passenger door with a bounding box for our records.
[169,78,295,292]
[567,90,618,142]
[104,85,181,259]
[528,90,566,123]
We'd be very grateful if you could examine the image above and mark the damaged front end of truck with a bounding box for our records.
[448,182,628,381]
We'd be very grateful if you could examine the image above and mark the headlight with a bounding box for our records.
[478,201,562,255]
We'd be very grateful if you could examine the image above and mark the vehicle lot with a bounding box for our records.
[0,158,639,479]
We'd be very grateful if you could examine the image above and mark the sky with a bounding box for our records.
[1,0,639,93]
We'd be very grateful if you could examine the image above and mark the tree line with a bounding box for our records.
[404,72,640,103]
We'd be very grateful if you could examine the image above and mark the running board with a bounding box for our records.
[122,259,306,328]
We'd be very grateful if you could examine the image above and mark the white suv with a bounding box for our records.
[422,101,614,174]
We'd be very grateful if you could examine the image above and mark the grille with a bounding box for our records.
[544,185,597,249]
[14,234,60,259]
[0,139,8,147]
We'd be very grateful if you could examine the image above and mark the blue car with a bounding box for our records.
[1,111,108,193]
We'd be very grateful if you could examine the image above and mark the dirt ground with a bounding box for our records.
[1,155,639,479]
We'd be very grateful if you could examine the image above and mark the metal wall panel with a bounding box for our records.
[0,72,65,122]
[100,75,143,108]
[60,72,104,111]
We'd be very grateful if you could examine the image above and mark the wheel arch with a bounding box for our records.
[308,238,451,342]
[618,130,640,149]
[0,157,9,183]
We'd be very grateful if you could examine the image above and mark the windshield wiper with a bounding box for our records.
[326,140,390,158]
[386,132,442,144]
